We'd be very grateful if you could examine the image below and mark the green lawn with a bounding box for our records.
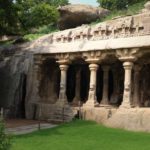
[12,120,150,150]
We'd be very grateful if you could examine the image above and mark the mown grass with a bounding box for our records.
[12,120,150,150]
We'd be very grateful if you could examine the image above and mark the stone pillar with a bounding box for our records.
[100,65,110,106]
[110,68,119,104]
[34,64,41,102]
[58,64,68,106]
[72,68,81,106]
[120,62,133,108]
[133,65,141,107]
[84,63,99,107]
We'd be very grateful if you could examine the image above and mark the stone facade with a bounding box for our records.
[2,5,150,132]
[24,9,150,132]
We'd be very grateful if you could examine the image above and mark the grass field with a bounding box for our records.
[12,120,150,150]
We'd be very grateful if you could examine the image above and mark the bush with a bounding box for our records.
[0,117,11,150]
[31,3,59,28]
[97,0,149,10]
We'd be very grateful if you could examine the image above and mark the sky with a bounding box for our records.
[69,0,99,6]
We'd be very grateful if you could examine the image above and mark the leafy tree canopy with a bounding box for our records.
[0,0,68,35]
[97,0,148,10]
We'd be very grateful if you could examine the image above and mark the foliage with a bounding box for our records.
[23,24,58,41]
[97,0,149,10]
[16,1,60,31]
[34,0,69,7]
[91,0,148,26]
[0,117,11,150]
[13,120,150,150]
[31,4,59,28]
[0,0,68,35]
[0,0,19,35]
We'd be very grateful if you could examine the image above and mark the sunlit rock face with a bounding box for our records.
[57,4,110,30]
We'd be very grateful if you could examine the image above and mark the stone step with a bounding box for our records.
[46,106,78,123]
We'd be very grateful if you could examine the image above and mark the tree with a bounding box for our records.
[16,0,68,31]
[0,0,19,35]
[30,3,59,28]
[0,0,69,35]
[35,0,69,7]
[97,0,148,10]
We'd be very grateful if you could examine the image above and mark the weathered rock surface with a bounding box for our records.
[0,44,34,118]
[142,1,150,13]
[144,1,150,10]
[82,107,150,132]
[57,4,110,30]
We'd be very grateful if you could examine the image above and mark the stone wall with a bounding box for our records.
[82,107,150,132]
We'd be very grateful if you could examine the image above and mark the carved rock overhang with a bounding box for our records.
[26,12,150,57]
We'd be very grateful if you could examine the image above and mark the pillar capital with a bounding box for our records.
[89,64,99,71]
[83,51,102,64]
[59,64,69,71]
[123,61,133,69]
[116,48,140,62]
[56,59,70,65]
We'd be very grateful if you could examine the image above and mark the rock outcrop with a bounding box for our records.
[142,1,150,13]
[57,4,110,30]
[0,44,34,119]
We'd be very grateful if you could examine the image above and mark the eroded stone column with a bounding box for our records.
[100,65,110,106]
[121,62,133,108]
[133,65,141,107]
[84,64,99,107]
[110,68,119,104]
[58,64,68,106]
[72,68,81,106]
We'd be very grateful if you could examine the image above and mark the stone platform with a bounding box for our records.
[82,107,150,132]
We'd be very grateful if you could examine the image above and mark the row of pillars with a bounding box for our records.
[57,61,140,108]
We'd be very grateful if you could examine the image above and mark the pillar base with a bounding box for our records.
[99,104,112,108]
[100,99,110,107]
[119,103,131,109]
[83,100,97,108]
[56,99,69,107]
[72,98,80,106]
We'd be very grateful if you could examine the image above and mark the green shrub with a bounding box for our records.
[30,3,59,28]
[0,117,11,150]
[97,0,148,10]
